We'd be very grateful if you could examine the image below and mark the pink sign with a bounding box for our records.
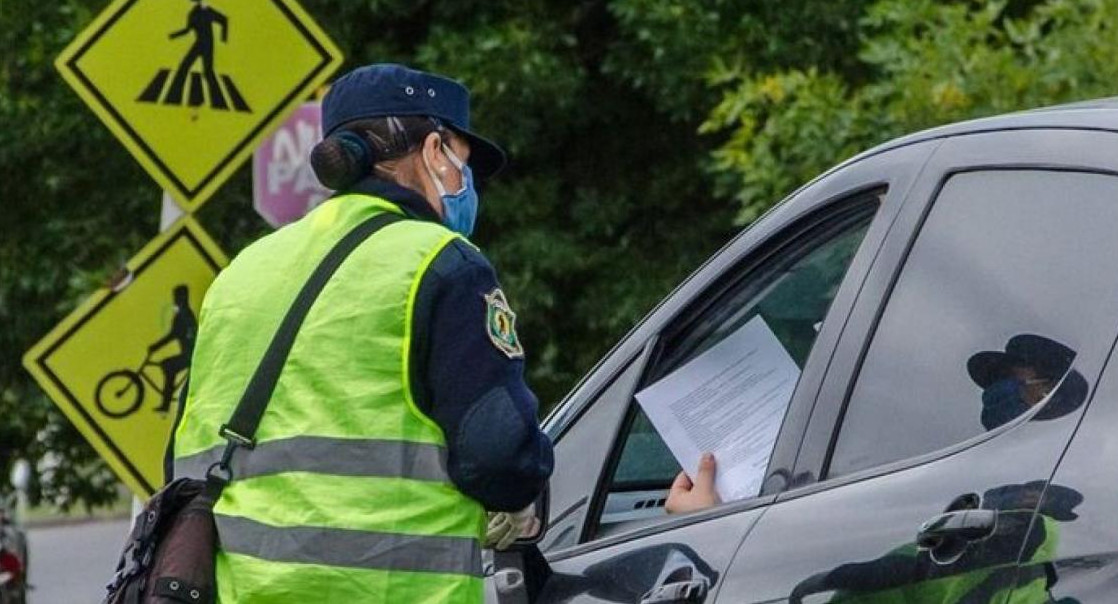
[252,102,332,228]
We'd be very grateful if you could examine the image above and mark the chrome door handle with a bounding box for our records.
[639,578,709,603]
[917,509,997,564]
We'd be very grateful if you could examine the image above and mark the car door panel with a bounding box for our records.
[506,141,939,604]
[721,413,1090,602]
[541,504,767,604]
[530,204,882,601]
[722,129,1118,603]
[1019,341,1118,600]
[539,200,891,603]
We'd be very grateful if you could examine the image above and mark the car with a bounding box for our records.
[0,501,26,604]
[487,99,1118,603]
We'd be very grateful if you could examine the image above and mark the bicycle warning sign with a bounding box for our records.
[54,0,343,212]
[23,219,227,498]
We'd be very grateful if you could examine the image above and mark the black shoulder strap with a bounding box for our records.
[206,212,403,490]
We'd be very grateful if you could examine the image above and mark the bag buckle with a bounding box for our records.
[218,424,255,449]
[204,425,255,493]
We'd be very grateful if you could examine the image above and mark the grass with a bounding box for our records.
[22,488,134,528]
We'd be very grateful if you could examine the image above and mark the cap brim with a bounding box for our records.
[450,127,506,180]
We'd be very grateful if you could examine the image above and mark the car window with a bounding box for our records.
[828,170,1118,478]
[591,194,879,539]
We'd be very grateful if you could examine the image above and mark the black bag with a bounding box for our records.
[103,479,216,604]
[102,213,402,604]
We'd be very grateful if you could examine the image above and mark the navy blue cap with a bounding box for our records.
[322,64,507,179]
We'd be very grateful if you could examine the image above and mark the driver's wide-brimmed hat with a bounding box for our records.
[967,334,1076,389]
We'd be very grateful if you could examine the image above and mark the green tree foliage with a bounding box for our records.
[0,0,746,507]
[705,0,1118,223]
[2,0,1114,508]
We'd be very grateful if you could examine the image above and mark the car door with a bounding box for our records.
[719,128,1118,603]
[1028,323,1118,601]
[501,141,937,604]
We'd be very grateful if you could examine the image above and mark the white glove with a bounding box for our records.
[484,504,538,551]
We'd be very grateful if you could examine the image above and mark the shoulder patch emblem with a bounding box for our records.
[485,288,524,359]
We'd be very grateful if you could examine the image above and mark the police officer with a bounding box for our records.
[170,64,553,603]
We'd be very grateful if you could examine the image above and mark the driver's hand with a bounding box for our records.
[666,453,721,514]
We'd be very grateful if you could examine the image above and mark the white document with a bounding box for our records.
[635,316,800,502]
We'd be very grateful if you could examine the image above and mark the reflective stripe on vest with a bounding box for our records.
[175,436,449,483]
[173,196,486,604]
[216,514,483,577]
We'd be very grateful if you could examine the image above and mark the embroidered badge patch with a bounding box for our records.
[485,288,524,359]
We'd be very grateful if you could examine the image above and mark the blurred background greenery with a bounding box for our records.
[2,0,1116,509]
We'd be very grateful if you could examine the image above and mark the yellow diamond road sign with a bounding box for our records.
[23,219,228,498]
[55,0,344,211]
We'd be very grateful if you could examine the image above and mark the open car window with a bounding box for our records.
[589,193,880,540]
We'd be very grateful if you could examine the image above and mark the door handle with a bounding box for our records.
[917,509,997,547]
[916,509,997,564]
[639,578,709,603]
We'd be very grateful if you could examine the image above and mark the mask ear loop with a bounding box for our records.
[420,118,463,197]
[441,143,467,171]
[436,143,469,196]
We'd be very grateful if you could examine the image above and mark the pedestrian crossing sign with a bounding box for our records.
[22,218,228,499]
[55,0,344,212]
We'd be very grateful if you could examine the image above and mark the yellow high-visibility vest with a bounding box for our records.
[174,194,485,603]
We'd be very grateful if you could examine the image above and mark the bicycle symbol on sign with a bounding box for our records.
[94,285,197,419]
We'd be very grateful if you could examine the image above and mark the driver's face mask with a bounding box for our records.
[981,377,1031,430]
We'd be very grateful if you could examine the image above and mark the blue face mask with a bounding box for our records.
[981,377,1031,430]
[425,143,479,237]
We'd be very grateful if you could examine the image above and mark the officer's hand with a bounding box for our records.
[666,453,720,515]
[485,512,516,550]
[485,505,539,551]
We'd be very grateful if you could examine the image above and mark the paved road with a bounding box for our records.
[26,519,130,604]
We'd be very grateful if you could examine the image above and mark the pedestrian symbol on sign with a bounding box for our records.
[55,0,344,210]
[137,0,250,112]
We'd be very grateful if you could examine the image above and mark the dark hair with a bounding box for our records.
[310,116,443,191]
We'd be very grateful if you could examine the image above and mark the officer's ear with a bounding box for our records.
[420,131,447,173]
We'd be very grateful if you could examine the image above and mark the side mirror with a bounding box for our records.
[484,487,551,603]
[515,485,549,545]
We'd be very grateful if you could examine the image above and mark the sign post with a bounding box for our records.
[160,191,185,230]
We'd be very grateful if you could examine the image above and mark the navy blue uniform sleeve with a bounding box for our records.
[411,239,554,512]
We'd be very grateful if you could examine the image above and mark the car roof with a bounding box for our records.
[827,97,1118,179]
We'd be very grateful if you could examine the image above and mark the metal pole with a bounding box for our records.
[160,191,186,230]
[132,191,186,520]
